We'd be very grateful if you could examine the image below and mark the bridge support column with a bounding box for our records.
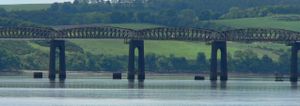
[128,40,145,81]
[210,41,227,81]
[290,43,300,82]
[49,40,66,81]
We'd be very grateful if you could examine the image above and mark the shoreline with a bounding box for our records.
[0,70,285,79]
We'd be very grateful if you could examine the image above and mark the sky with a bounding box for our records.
[0,0,73,5]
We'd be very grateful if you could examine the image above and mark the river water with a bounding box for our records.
[0,77,298,106]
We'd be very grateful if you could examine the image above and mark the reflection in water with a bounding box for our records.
[210,81,227,90]
[291,82,298,90]
[220,81,227,90]
[59,80,65,88]
[49,80,56,88]
[48,80,66,88]
[138,80,144,89]
[210,81,217,89]
[127,80,145,89]
[0,78,298,106]
[127,80,145,99]
[128,80,135,89]
[47,80,66,97]
[137,80,145,99]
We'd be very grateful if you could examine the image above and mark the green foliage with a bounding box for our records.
[221,5,300,19]
[0,49,20,71]
[0,4,51,11]
[60,50,291,73]
[0,0,295,27]
[213,15,300,32]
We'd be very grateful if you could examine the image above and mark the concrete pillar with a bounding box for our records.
[138,41,145,80]
[128,40,135,80]
[220,42,228,81]
[128,40,145,80]
[291,43,298,82]
[59,41,66,81]
[210,41,227,81]
[49,40,66,81]
[210,42,218,81]
[49,40,56,81]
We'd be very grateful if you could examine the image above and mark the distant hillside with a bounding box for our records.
[0,4,50,11]
[212,15,300,32]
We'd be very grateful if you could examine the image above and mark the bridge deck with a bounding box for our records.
[0,26,299,41]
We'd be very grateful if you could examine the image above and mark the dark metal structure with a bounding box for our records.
[223,28,300,41]
[49,40,66,81]
[210,41,227,81]
[0,26,300,82]
[128,40,145,81]
[1,26,300,41]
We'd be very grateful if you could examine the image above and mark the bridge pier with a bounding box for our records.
[128,40,145,81]
[290,42,300,82]
[210,41,227,81]
[49,40,66,81]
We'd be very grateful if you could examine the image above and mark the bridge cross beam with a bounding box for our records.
[210,41,228,81]
[49,40,66,81]
[128,40,145,81]
[290,42,300,82]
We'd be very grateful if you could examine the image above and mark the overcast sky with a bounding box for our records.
[0,0,73,5]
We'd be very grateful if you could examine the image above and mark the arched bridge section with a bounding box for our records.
[0,26,300,42]
[136,27,223,41]
[0,27,54,39]
[56,26,223,41]
[223,28,300,41]
[57,26,134,39]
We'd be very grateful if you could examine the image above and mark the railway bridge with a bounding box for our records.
[0,26,300,82]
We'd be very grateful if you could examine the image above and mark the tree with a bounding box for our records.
[278,52,290,73]
[260,55,274,73]
[196,53,208,71]
[145,54,158,71]
[0,50,20,71]
[110,11,126,23]
[177,9,198,27]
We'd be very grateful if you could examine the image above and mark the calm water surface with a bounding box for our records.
[0,77,298,106]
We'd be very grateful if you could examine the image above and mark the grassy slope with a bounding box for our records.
[213,15,300,32]
[0,4,50,11]
[71,40,285,59]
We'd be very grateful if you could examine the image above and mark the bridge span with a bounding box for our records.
[0,26,300,82]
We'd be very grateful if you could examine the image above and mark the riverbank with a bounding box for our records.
[0,70,285,81]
